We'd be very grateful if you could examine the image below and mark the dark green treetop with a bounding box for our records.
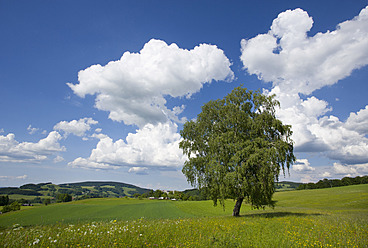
[179,86,295,215]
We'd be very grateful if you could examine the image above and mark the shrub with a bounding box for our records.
[1,201,21,213]
[0,195,9,206]
[57,193,72,203]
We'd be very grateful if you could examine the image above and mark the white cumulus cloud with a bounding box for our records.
[321,172,331,178]
[54,155,64,163]
[241,6,368,166]
[0,131,65,163]
[293,159,316,172]
[27,125,39,135]
[345,105,368,135]
[241,6,368,95]
[128,167,148,174]
[333,162,368,176]
[68,157,117,170]
[68,39,234,127]
[68,121,186,170]
[333,162,358,175]
[309,115,368,164]
[54,118,98,137]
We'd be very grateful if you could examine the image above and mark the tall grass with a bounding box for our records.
[1,214,366,247]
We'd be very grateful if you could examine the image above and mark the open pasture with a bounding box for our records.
[1,184,367,247]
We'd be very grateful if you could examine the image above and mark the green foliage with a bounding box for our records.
[275,181,303,191]
[19,184,42,191]
[57,193,72,203]
[59,181,150,196]
[153,190,163,198]
[0,195,9,206]
[183,189,211,200]
[297,175,368,190]
[57,188,74,194]
[132,193,141,198]
[0,187,42,196]
[1,201,20,213]
[180,86,295,211]
[32,197,43,204]
[43,198,51,206]
[147,190,154,197]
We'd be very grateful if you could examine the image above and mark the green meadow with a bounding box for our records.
[1,184,367,247]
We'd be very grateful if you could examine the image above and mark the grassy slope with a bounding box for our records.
[175,184,368,215]
[0,184,367,229]
[277,184,367,206]
[0,198,194,228]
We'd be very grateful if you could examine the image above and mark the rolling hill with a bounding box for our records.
[0,181,151,200]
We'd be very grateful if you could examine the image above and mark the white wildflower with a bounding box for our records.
[32,238,40,245]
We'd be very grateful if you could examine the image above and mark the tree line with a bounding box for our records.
[297,176,368,190]
[131,189,208,201]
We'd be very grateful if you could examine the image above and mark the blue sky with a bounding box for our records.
[1,0,368,190]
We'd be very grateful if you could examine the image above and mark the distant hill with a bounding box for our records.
[0,181,151,201]
[0,187,42,196]
[60,181,150,197]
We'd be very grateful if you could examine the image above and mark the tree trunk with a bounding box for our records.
[232,197,244,217]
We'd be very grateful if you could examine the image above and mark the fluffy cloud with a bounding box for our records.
[27,125,46,135]
[266,87,332,151]
[241,6,368,95]
[292,159,315,172]
[54,118,98,137]
[27,125,38,135]
[0,131,65,163]
[241,6,368,166]
[128,167,148,175]
[0,175,28,180]
[333,162,358,175]
[54,155,64,163]
[290,162,368,182]
[309,115,368,164]
[321,172,331,178]
[333,162,368,177]
[267,91,368,164]
[68,122,186,170]
[345,105,368,135]
[68,157,117,170]
[68,39,234,127]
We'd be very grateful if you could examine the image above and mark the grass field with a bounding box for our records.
[1,184,367,247]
